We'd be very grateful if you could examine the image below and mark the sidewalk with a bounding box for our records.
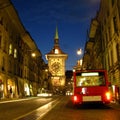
[109,100,120,110]
[0,95,54,104]
[0,96,37,104]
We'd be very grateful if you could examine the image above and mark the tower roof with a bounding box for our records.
[54,26,59,46]
[54,26,59,40]
[46,26,68,56]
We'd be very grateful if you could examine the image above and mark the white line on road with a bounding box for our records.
[14,98,60,120]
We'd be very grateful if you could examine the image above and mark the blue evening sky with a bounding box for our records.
[11,0,100,70]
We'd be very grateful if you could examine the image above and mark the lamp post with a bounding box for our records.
[77,48,82,55]
[76,48,83,70]
[31,52,36,57]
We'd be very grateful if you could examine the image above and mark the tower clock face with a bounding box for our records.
[51,62,61,73]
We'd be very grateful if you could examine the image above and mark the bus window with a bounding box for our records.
[76,72,106,87]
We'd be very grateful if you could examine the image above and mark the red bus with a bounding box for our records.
[72,69,112,105]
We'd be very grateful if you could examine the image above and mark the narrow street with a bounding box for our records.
[0,96,120,120]
[0,96,59,120]
[40,96,120,120]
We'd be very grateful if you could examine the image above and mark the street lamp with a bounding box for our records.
[26,50,39,59]
[76,48,83,70]
[31,52,36,57]
[77,48,82,55]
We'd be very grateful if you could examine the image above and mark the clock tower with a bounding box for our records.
[46,26,68,93]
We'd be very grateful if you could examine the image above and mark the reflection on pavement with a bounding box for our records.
[14,99,60,120]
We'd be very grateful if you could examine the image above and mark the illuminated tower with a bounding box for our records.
[46,26,68,93]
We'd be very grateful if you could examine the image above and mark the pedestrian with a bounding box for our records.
[10,86,13,98]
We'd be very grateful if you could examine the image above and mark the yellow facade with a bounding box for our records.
[83,0,120,100]
[0,0,46,99]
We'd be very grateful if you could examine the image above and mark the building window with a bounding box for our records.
[111,0,114,6]
[113,17,118,33]
[54,49,59,54]
[118,2,120,17]
[116,43,119,61]
[108,52,110,68]
[9,60,12,73]
[14,63,17,75]
[111,50,113,66]
[108,26,111,39]
[24,68,27,78]
[109,50,112,67]
[2,57,5,71]
[9,44,13,55]
[14,48,17,58]
[3,39,7,52]
[0,35,1,48]
[0,17,3,25]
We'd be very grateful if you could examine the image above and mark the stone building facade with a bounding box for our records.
[83,0,120,100]
[0,0,47,99]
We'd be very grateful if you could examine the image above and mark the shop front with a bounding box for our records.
[0,79,4,99]
[7,79,15,98]
[24,82,30,96]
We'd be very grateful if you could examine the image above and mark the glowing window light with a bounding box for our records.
[81,72,99,76]
[9,44,12,55]
[54,49,59,54]
[14,49,17,58]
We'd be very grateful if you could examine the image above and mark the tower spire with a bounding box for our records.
[54,25,59,46]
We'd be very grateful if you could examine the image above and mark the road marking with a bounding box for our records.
[37,99,60,120]
[14,99,60,120]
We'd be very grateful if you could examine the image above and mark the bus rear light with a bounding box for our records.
[73,95,78,102]
[105,92,111,100]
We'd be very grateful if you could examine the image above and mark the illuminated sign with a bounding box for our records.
[81,72,99,76]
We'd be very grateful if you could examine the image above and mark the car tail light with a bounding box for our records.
[105,92,111,100]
